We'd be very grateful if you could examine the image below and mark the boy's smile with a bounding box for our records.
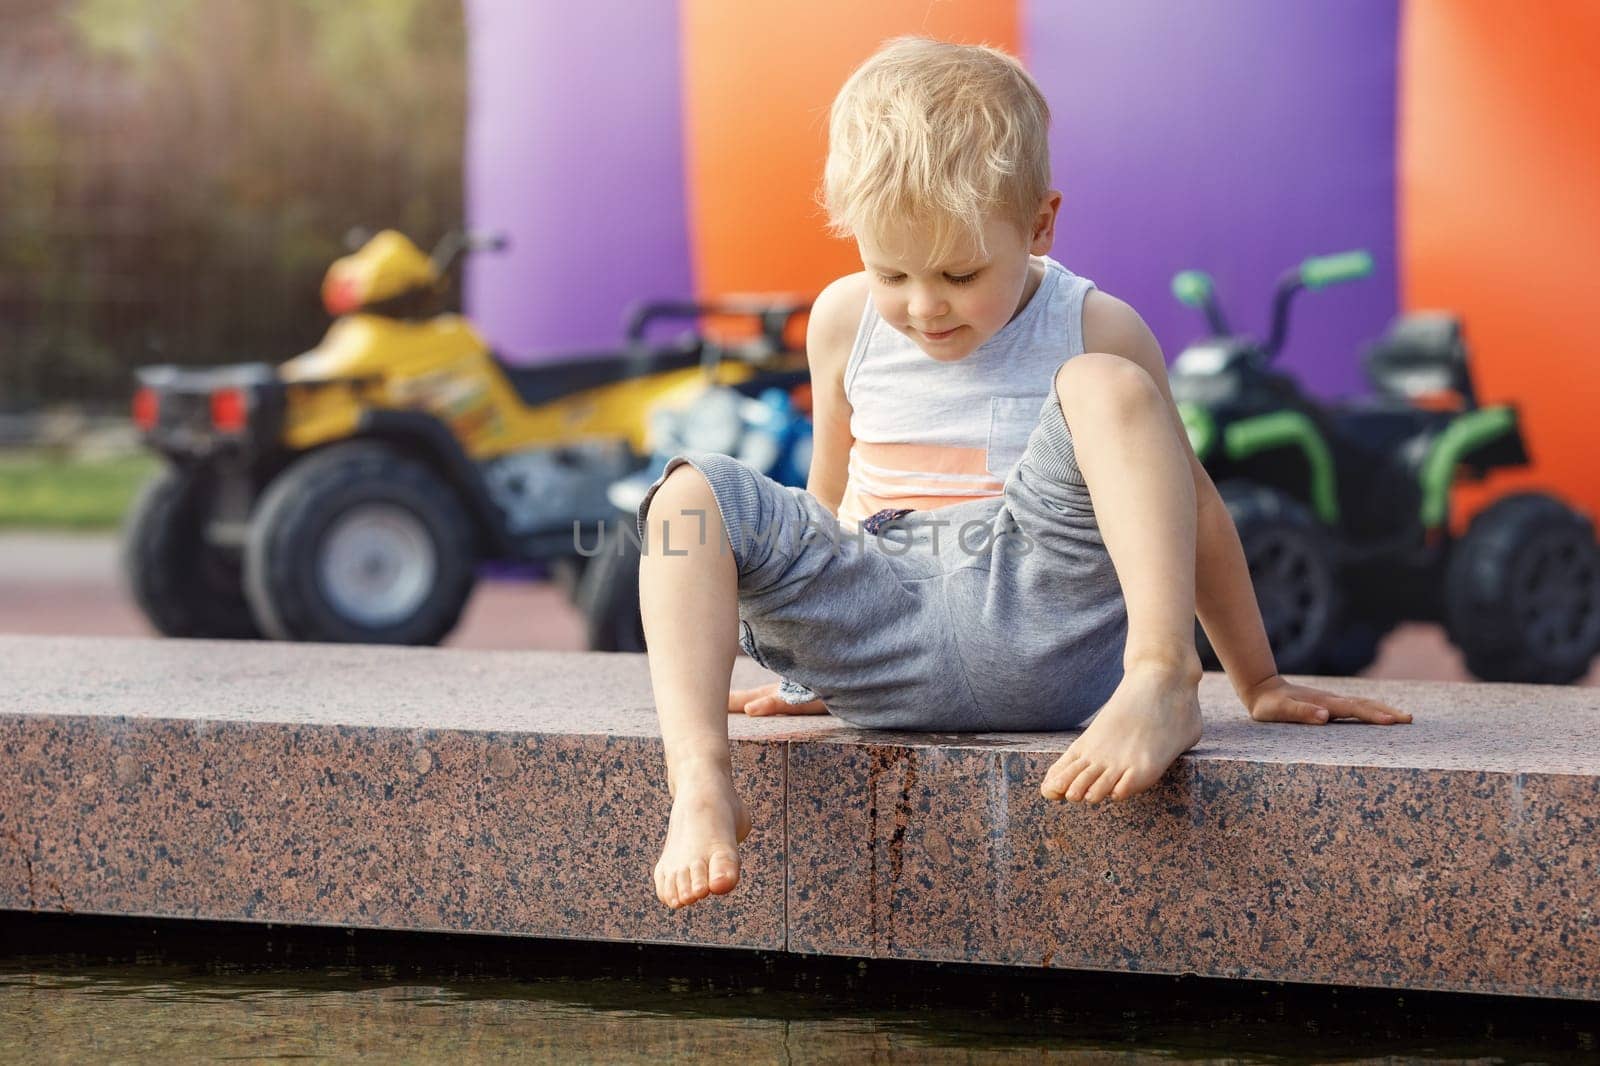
[857,196,1060,362]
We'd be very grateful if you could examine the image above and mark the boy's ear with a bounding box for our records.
[1030,191,1062,254]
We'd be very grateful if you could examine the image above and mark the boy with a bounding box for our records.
[639,38,1410,911]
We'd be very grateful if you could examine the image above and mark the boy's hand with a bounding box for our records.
[1244,675,1412,725]
[727,683,828,717]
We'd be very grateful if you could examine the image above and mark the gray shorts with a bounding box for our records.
[635,391,1127,732]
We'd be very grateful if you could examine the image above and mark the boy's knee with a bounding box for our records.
[647,462,720,525]
[1054,353,1161,428]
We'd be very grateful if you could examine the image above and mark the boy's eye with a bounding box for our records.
[874,271,979,285]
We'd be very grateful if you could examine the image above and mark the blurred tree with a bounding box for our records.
[0,0,466,410]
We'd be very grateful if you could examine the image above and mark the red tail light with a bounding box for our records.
[322,275,361,316]
[211,387,249,433]
[132,387,159,431]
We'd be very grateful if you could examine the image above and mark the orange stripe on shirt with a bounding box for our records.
[838,441,1005,525]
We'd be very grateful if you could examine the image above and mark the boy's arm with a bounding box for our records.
[1081,292,1408,724]
[803,274,866,514]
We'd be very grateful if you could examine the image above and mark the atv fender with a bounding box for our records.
[353,409,513,556]
[1222,411,1340,525]
[1418,405,1524,530]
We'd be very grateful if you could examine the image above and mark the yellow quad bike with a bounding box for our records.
[123,229,808,644]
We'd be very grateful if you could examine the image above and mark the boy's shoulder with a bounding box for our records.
[806,272,871,376]
[811,271,870,343]
[1081,287,1158,358]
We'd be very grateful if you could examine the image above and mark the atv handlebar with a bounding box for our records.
[1174,250,1376,363]
[1299,250,1373,290]
[429,230,510,278]
[1171,271,1231,337]
[1265,248,1373,359]
[623,299,811,360]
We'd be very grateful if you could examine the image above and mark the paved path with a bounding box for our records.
[0,533,585,651]
[0,533,1594,683]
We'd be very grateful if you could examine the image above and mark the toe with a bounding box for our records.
[1064,763,1105,803]
[1107,767,1139,802]
[1084,765,1122,804]
[1110,763,1161,801]
[654,864,671,907]
[689,858,710,900]
[1041,756,1085,799]
[708,846,740,894]
[674,868,696,906]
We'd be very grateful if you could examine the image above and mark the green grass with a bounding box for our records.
[0,451,160,530]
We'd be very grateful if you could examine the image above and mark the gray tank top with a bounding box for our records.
[836,256,1096,526]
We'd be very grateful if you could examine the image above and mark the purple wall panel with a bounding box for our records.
[1025,0,1399,396]
[464,0,692,360]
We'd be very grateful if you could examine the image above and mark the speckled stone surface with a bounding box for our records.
[3,635,1598,999]
[785,741,1600,1000]
[0,637,813,951]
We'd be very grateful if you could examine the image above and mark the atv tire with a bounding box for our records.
[244,443,478,645]
[576,517,645,652]
[548,556,590,605]
[1198,481,1342,675]
[1445,493,1600,684]
[1317,620,1389,677]
[121,463,260,639]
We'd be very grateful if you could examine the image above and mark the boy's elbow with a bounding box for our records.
[808,479,844,516]
[1191,455,1222,514]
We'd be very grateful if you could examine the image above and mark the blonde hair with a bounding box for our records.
[821,37,1052,266]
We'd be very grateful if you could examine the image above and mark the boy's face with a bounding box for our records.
[857,195,1060,363]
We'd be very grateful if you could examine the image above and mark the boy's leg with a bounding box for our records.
[640,464,750,908]
[1039,354,1204,804]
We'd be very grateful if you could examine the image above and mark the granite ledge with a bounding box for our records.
[2,635,1598,1000]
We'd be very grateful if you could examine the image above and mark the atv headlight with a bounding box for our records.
[681,389,744,455]
[647,409,682,454]
[737,432,780,473]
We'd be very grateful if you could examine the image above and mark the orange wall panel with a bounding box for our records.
[679,0,1019,307]
[1401,0,1600,529]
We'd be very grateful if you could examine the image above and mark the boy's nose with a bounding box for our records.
[907,286,948,322]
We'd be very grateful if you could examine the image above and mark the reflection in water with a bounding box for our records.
[7,971,1149,1065]
[2,915,1597,1064]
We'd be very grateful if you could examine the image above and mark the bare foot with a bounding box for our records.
[1041,661,1204,804]
[654,770,752,909]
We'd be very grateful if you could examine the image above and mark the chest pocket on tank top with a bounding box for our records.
[985,395,1043,480]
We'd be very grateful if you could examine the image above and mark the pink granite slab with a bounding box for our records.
[782,675,1600,997]
[0,715,795,949]
[3,635,1599,1000]
[784,741,1600,999]
[0,636,835,950]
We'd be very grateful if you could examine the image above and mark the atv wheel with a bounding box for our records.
[1445,493,1600,683]
[244,443,478,645]
[121,463,260,639]
[1198,481,1342,675]
[1318,620,1389,677]
[576,517,645,652]
[548,556,589,604]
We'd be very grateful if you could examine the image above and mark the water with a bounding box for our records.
[3,914,1596,1064]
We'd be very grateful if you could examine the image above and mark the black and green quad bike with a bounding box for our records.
[1170,251,1600,682]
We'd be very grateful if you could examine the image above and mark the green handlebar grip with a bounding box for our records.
[1300,250,1374,289]
[1171,270,1214,308]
